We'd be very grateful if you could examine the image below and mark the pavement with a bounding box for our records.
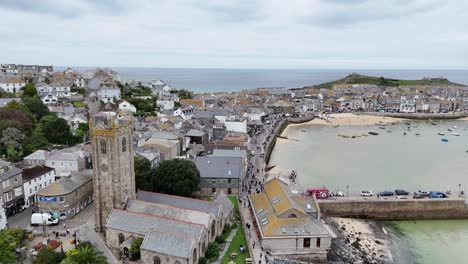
[7,204,118,264]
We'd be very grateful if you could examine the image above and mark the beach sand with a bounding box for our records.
[281,113,405,136]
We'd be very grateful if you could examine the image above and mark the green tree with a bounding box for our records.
[21,83,38,98]
[23,97,49,121]
[40,115,76,145]
[65,244,107,264]
[205,242,220,260]
[0,234,17,264]
[0,108,33,132]
[129,237,143,259]
[0,127,25,162]
[23,126,49,155]
[134,156,153,191]
[33,248,65,264]
[153,159,200,197]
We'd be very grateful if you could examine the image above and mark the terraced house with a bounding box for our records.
[0,159,24,217]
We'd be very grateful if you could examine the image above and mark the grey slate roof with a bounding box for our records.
[24,150,50,161]
[211,149,247,159]
[136,190,222,218]
[105,209,204,241]
[0,159,22,181]
[141,229,195,258]
[214,191,234,218]
[186,129,205,137]
[37,170,92,196]
[195,156,243,179]
[125,199,212,229]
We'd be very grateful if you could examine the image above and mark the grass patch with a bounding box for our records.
[220,225,250,264]
[220,196,250,264]
[71,101,86,108]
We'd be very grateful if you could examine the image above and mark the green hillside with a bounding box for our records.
[313,73,465,89]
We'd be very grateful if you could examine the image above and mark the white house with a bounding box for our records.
[0,77,26,93]
[41,94,58,104]
[174,107,194,120]
[24,150,50,166]
[156,99,175,110]
[98,87,121,103]
[400,96,416,113]
[225,117,248,133]
[22,165,56,208]
[118,100,137,113]
[45,146,86,177]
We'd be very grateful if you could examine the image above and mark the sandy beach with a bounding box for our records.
[281,113,405,136]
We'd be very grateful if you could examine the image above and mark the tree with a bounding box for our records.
[0,234,17,264]
[0,127,25,162]
[129,237,143,259]
[153,159,200,197]
[39,115,77,145]
[0,108,33,132]
[33,248,65,264]
[65,244,107,264]
[23,126,49,155]
[23,97,49,121]
[205,242,220,260]
[21,83,38,98]
[134,156,153,191]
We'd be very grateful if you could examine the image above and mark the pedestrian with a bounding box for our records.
[55,231,59,239]
[253,241,255,248]
[377,194,380,199]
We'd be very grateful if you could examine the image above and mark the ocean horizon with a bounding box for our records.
[57,67,468,93]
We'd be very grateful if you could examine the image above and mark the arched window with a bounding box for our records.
[122,137,127,152]
[153,256,161,264]
[118,233,124,244]
[192,249,197,264]
[202,241,206,254]
[100,140,107,155]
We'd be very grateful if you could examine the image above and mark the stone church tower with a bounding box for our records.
[91,110,135,232]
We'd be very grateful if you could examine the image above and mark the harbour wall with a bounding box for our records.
[318,198,468,220]
[356,112,468,120]
[265,115,314,164]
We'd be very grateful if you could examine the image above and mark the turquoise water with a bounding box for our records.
[270,120,468,263]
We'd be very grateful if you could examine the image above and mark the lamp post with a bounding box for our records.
[346,185,349,199]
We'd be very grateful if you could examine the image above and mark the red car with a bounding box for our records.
[307,188,330,199]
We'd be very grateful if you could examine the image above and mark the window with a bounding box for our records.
[52,162,54,166]
[228,188,232,195]
[49,180,52,184]
[35,186,37,191]
[29,188,32,194]
[316,237,321,248]
[40,184,42,189]
[118,233,124,244]
[122,137,127,152]
[100,140,107,155]
[212,188,216,193]
[153,256,161,264]
[15,176,18,182]
[4,192,13,202]
[76,190,79,198]
[192,249,197,264]
[2,180,10,188]
[303,238,311,248]
[228,178,231,183]
[212,178,216,183]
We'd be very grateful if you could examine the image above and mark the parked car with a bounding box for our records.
[378,191,394,197]
[413,193,424,199]
[395,189,409,195]
[396,195,408,199]
[429,191,448,198]
[307,188,330,199]
[417,190,430,196]
[336,191,346,197]
[360,191,373,197]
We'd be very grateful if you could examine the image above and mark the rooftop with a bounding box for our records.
[0,159,22,181]
[195,156,243,179]
[21,165,54,181]
[140,229,196,258]
[37,170,92,196]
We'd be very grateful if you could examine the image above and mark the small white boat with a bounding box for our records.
[453,126,458,129]
[438,132,445,136]
[451,132,460,136]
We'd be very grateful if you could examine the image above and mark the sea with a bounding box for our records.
[60,67,468,92]
[270,120,468,264]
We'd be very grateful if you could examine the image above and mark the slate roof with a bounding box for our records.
[211,149,247,159]
[136,190,222,218]
[105,209,204,241]
[23,150,50,161]
[37,170,92,196]
[21,165,54,181]
[125,199,212,229]
[214,191,234,218]
[195,156,243,179]
[0,159,22,181]
[186,129,205,137]
[141,229,196,258]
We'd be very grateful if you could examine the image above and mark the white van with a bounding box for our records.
[31,213,59,226]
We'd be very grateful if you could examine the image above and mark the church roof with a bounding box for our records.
[141,229,196,258]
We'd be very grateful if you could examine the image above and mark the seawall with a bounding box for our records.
[318,198,468,220]
[265,115,314,164]
[356,112,468,120]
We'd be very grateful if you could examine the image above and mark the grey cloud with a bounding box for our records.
[305,0,443,27]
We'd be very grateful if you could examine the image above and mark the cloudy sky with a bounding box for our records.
[0,0,466,69]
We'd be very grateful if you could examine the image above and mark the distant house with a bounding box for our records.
[45,146,87,177]
[195,156,244,195]
[0,77,26,93]
[118,100,137,113]
[186,129,206,145]
[225,117,247,133]
[98,87,121,103]
[174,107,194,121]
[180,99,205,108]
[156,98,176,110]
[400,96,416,113]
[41,94,58,104]
[22,165,56,208]
[135,148,161,168]
[24,150,50,166]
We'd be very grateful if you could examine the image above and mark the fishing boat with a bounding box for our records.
[368,132,379,136]
[387,130,392,133]
[379,126,386,129]
[431,122,437,125]
[438,132,445,136]
[403,132,407,135]
[415,132,420,136]
[441,138,449,142]
[448,128,453,132]
[453,126,458,129]
[451,132,460,136]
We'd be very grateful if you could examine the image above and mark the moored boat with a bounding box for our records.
[441,138,449,142]
[438,132,445,136]
[451,132,460,136]
[368,131,379,136]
